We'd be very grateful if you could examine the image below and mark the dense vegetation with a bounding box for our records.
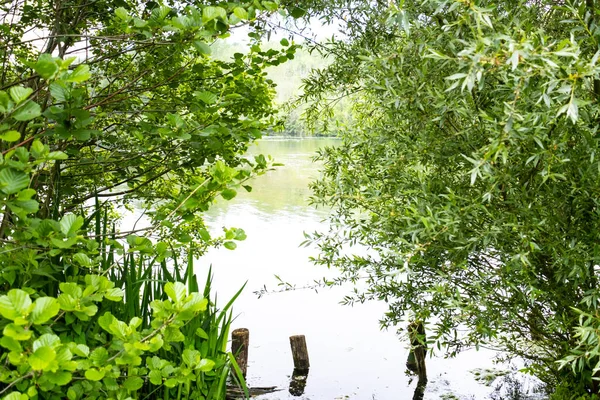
[213,38,351,137]
[0,0,302,398]
[298,0,600,396]
[6,0,600,397]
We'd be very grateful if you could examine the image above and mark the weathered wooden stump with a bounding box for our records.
[231,328,249,378]
[289,335,310,371]
[288,335,310,396]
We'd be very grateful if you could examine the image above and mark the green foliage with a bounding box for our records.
[0,0,295,257]
[0,273,239,400]
[298,0,600,394]
[0,0,302,398]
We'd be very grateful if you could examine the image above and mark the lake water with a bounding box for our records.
[199,137,520,400]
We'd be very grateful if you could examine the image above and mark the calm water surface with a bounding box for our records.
[199,137,502,399]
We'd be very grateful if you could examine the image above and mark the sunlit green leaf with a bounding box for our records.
[12,100,41,121]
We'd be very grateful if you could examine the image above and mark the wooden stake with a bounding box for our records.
[289,335,310,372]
[231,328,249,378]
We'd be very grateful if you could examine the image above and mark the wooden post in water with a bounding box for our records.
[231,328,249,378]
[289,335,310,371]
[288,335,310,396]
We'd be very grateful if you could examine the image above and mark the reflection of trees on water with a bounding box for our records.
[208,138,339,216]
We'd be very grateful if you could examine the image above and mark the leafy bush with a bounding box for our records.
[0,1,301,398]
[0,275,242,400]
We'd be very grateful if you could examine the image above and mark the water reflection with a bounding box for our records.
[289,369,309,396]
[200,137,501,400]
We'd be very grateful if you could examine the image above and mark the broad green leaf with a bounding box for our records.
[9,86,33,104]
[30,139,45,158]
[288,6,306,18]
[0,336,22,352]
[0,130,20,142]
[98,312,116,333]
[164,281,186,303]
[84,368,105,381]
[72,343,89,357]
[178,294,208,320]
[198,228,210,241]
[262,1,278,11]
[12,100,41,121]
[193,40,212,55]
[16,188,35,201]
[195,91,217,104]
[123,376,144,391]
[33,333,60,351]
[129,317,142,329]
[0,289,32,321]
[233,7,248,20]
[3,392,29,400]
[33,54,59,80]
[65,64,91,83]
[0,91,13,113]
[183,348,200,367]
[44,371,72,386]
[108,319,129,338]
[29,346,56,371]
[164,378,178,388]
[221,188,237,200]
[50,236,78,249]
[197,358,215,372]
[31,297,60,324]
[59,282,82,298]
[11,199,39,214]
[60,213,83,236]
[224,241,237,250]
[49,82,69,102]
[149,370,162,385]
[89,347,108,366]
[115,7,129,20]
[4,323,32,340]
[73,253,92,266]
[148,335,163,352]
[0,168,29,195]
[47,151,69,160]
[104,288,123,301]
[163,326,184,342]
[234,228,247,241]
[202,6,226,22]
